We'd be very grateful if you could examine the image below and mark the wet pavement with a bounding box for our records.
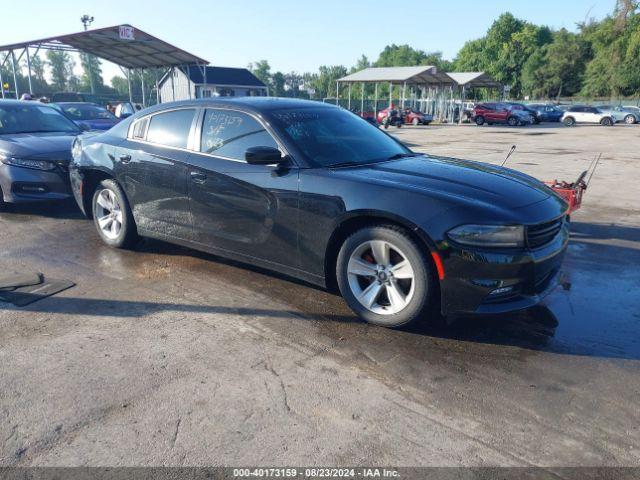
[1,124,639,466]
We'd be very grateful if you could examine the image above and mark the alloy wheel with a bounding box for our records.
[95,189,123,240]
[625,115,636,124]
[347,240,416,315]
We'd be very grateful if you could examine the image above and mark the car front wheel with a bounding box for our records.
[563,117,575,127]
[600,117,613,126]
[336,225,435,328]
[475,116,485,126]
[507,116,518,126]
[92,179,138,249]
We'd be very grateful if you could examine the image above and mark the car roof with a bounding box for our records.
[141,97,338,116]
[0,99,57,108]
[56,102,100,105]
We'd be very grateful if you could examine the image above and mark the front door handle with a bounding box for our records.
[119,154,132,164]
[190,172,207,184]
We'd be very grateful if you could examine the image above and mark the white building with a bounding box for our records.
[159,66,268,102]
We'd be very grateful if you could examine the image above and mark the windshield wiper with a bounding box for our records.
[387,152,421,160]
[327,161,362,168]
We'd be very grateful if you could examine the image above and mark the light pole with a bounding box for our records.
[80,15,95,94]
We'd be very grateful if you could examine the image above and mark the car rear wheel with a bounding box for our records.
[475,116,485,126]
[624,114,636,124]
[507,116,518,127]
[92,179,138,249]
[600,117,613,126]
[563,117,575,127]
[336,225,435,328]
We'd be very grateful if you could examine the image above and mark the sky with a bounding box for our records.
[0,0,617,84]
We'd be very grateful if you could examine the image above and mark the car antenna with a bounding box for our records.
[501,145,516,167]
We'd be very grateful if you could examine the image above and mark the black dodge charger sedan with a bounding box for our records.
[0,100,83,206]
[70,98,568,328]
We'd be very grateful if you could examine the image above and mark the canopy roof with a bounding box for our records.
[338,66,452,85]
[0,24,208,69]
[445,72,501,88]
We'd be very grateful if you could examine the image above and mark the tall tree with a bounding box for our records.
[80,53,104,93]
[46,50,75,91]
[248,60,272,86]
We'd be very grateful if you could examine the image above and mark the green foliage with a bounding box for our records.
[79,54,105,93]
[46,50,76,91]
[375,44,452,71]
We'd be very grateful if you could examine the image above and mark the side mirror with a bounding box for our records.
[245,146,283,165]
[78,122,91,132]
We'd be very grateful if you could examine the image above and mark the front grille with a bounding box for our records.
[526,217,564,249]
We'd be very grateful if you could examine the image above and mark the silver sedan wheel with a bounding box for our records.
[347,240,416,315]
[95,189,123,240]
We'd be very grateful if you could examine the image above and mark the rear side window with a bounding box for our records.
[146,109,196,149]
[200,109,278,160]
[132,118,148,139]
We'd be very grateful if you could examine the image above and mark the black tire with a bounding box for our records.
[624,114,636,124]
[600,117,613,126]
[507,116,518,127]
[91,179,138,249]
[475,116,485,126]
[336,225,435,328]
[563,117,575,127]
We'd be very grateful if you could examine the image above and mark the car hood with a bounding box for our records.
[0,132,77,160]
[74,119,119,130]
[331,155,551,208]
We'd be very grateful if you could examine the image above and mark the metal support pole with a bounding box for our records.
[389,82,392,108]
[171,67,176,101]
[127,68,133,103]
[402,81,406,109]
[347,83,352,110]
[141,69,146,107]
[0,56,5,98]
[335,81,339,106]
[374,82,378,118]
[155,69,160,104]
[10,50,19,99]
[459,86,465,125]
[360,83,365,114]
[185,65,192,99]
[25,47,33,94]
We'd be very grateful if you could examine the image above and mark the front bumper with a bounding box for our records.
[0,163,72,203]
[439,226,569,316]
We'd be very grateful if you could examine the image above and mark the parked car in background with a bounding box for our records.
[70,97,568,328]
[51,92,99,104]
[55,102,121,131]
[597,105,639,124]
[471,103,531,126]
[561,105,615,126]
[402,108,433,125]
[0,100,82,207]
[114,102,143,119]
[526,104,564,122]
[377,107,432,126]
[506,103,541,123]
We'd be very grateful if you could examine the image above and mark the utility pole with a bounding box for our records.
[80,15,96,94]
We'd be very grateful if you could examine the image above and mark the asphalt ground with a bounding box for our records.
[1,121,639,467]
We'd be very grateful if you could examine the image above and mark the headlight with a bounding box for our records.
[447,224,525,248]
[0,153,56,171]
[72,138,83,161]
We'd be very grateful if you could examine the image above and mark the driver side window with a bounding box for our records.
[200,109,278,161]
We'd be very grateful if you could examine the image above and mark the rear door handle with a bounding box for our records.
[190,172,207,184]
[119,154,131,164]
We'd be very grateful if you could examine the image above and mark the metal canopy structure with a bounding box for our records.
[335,66,501,123]
[338,66,452,85]
[445,72,502,89]
[0,24,208,104]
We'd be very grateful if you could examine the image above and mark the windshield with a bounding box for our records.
[60,104,116,121]
[270,107,410,167]
[0,104,80,134]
